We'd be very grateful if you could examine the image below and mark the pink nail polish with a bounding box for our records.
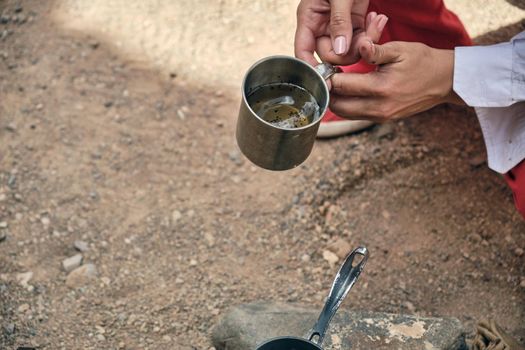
[377,16,389,32]
[334,36,346,55]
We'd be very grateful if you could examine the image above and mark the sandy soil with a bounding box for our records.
[1,0,524,349]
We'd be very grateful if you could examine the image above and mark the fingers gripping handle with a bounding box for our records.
[315,63,342,81]
[308,246,369,345]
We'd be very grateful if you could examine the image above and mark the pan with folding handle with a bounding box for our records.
[255,246,369,350]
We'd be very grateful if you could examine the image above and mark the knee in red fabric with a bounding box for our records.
[505,160,525,219]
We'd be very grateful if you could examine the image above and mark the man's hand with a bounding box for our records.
[329,41,465,122]
[294,0,387,66]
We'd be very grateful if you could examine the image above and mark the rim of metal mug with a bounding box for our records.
[241,55,331,132]
[255,336,322,350]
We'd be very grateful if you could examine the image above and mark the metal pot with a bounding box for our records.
[255,246,369,350]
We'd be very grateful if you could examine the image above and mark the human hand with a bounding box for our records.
[294,0,388,66]
[329,41,465,122]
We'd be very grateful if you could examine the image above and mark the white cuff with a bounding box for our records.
[454,43,513,107]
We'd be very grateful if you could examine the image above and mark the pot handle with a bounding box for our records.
[307,246,369,345]
[315,63,342,81]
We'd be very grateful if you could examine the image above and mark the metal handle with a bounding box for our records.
[315,63,342,81]
[307,246,369,345]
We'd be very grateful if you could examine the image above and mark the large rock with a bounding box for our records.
[211,302,467,350]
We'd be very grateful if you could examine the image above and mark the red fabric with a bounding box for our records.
[322,0,472,123]
[505,161,525,219]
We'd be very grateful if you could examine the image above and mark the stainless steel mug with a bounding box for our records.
[236,56,340,171]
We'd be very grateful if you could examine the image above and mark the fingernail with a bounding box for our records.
[370,11,377,21]
[334,36,346,55]
[377,16,389,32]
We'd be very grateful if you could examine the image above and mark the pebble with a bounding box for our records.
[62,254,83,272]
[74,240,89,252]
[514,247,524,257]
[322,250,339,266]
[4,323,15,335]
[0,221,8,229]
[5,122,16,132]
[228,150,243,166]
[16,271,33,286]
[520,279,525,289]
[40,216,50,226]
[374,123,395,140]
[18,303,30,313]
[404,301,416,313]
[66,263,98,288]
[172,210,182,223]
[327,238,351,259]
[468,155,486,168]
[300,254,311,262]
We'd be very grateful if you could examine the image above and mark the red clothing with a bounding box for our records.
[326,0,472,114]
[330,0,525,218]
[505,161,525,219]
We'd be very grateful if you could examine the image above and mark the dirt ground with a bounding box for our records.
[0,1,524,349]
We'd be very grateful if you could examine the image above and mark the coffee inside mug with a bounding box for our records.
[246,82,321,129]
[242,56,329,131]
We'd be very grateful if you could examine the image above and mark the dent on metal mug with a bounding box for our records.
[236,56,340,171]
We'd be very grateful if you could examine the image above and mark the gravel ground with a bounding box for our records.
[0,1,524,349]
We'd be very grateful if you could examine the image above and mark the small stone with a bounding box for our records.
[172,210,182,223]
[375,123,395,139]
[0,221,8,229]
[7,174,16,188]
[468,155,485,168]
[66,263,97,288]
[62,254,83,272]
[327,238,351,259]
[4,323,15,335]
[300,254,310,262]
[0,193,6,201]
[404,301,416,313]
[96,334,106,341]
[18,303,30,313]
[231,175,242,184]
[162,335,172,342]
[322,250,339,266]
[74,240,89,252]
[520,279,525,288]
[35,103,43,110]
[189,259,198,266]
[470,233,482,243]
[104,101,113,108]
[40,216,50,226]
[89,40,100,49]
[16,271,33,286]
[5,123,16,132]
[228,150,243,166]
[514,247,524,257]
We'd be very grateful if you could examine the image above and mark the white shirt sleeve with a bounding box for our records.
[453,31,525,174]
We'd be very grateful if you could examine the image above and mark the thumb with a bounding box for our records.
[359,41,401,65]
[330,0,354,56]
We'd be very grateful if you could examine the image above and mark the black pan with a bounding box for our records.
[255,246,369,350]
